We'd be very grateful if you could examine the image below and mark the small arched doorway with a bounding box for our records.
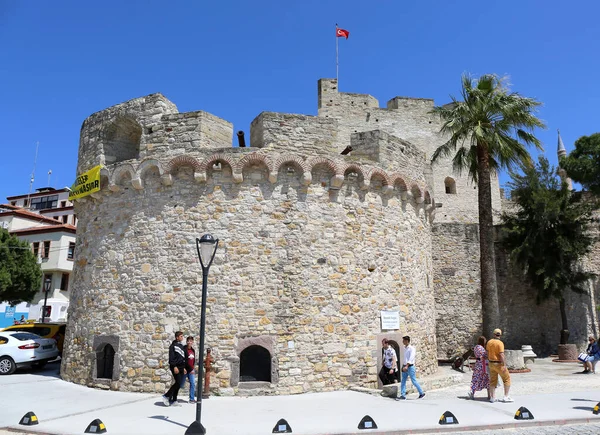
[97,344,115,379]
[239,345,271,382]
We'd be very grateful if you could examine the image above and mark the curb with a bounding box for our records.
[4,417,599,435]
[0,429,54,435]
[315,417,600,434]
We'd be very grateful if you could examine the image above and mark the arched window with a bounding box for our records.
[444,177,457,194]
[239,345,271,382]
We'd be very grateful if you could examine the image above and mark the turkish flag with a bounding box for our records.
[336,28,349,39]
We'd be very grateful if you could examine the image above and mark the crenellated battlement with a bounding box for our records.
[75,78,502,227]
[89,149,435,216]
[77,93,233,175]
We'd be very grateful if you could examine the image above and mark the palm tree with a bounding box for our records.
[431,74,545,336]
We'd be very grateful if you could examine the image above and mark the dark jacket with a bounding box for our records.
[169,340,186,367]
[587,342,600,357]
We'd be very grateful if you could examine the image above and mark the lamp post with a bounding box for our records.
[41,276,51,323]
[186,234,219,435]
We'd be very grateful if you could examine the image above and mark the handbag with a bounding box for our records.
[578,352,590,362]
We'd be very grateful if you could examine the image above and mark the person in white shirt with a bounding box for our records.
[379,339,398,385]
[396,335,425,400]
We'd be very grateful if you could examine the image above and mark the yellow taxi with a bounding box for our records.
[1,322,66,355]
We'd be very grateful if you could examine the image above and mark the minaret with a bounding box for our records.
[557,129,573,190]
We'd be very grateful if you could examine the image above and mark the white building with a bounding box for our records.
[0,188,77,325]
[7,187,77,226]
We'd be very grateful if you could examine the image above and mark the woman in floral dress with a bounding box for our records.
[468,336,490,399]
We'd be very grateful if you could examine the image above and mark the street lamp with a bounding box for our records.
[186,234,219,435]
[41,276,52,323]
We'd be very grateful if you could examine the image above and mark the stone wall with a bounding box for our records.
[316,78,502,225]
[496,243,596,356]
[432,223,482,359]
[62,161,437,394]
[250,112,338,156]
[347,130,427,183]
[433,219,600,360]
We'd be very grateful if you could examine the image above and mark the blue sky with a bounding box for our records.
[1,1,598,202]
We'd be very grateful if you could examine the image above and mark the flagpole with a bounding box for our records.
[335,24,339,85]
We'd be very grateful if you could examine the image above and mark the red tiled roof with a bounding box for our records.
[0,204,65,224]
[10,224,76,236]
[0,205,62,225]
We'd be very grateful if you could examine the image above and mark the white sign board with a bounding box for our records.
[380,311,400,330]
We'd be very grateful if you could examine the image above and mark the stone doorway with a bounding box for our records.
[240,345,271,382]
[230,335,279,389]
[92,335,120,383]
[376,332,405,388]
[97,344,115,379]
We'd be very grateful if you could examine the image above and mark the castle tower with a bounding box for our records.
[557,129,573,190]
[61,82,440,395]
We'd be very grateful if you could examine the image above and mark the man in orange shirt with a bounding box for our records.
[486,328,512,403]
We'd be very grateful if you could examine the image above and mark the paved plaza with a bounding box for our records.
[2,358,600,435]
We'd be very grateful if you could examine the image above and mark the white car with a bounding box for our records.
[0,331,59,375]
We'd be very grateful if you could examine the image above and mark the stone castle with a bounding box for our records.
[61,79,600,395]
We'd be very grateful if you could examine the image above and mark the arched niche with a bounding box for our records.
[444,177,457,194]
[103,118,142,165]
[240,345,272,382]
[230,335,278,388]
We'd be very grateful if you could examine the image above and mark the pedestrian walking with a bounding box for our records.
[378,338,398,385]
[161,331,186,407]
[468,336,490,399]
[180,336,196,403]
[582,336,600,374]
[396,336,425,400]
[486,328,512,403]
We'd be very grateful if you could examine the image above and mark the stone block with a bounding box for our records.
[381,383,399,398]
[504,350,525,370]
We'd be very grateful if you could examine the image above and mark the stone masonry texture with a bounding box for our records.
[61,78,600,395]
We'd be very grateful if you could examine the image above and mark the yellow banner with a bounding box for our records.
[68,165,102,200]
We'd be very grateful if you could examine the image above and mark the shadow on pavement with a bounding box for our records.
[14,360,61,379]
[149,415,188,428]
[572,406,595,412]
[457,395,490,401]
[571,398,597,402]
[153,401,171,408]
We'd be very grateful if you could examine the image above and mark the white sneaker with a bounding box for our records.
[503,396,514,403]
[170,401,182,407]
[162,395,170,406]
[489,398,497,403]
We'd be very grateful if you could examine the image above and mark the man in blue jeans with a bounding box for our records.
[396,335,425,400]
[180,336,197,403]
